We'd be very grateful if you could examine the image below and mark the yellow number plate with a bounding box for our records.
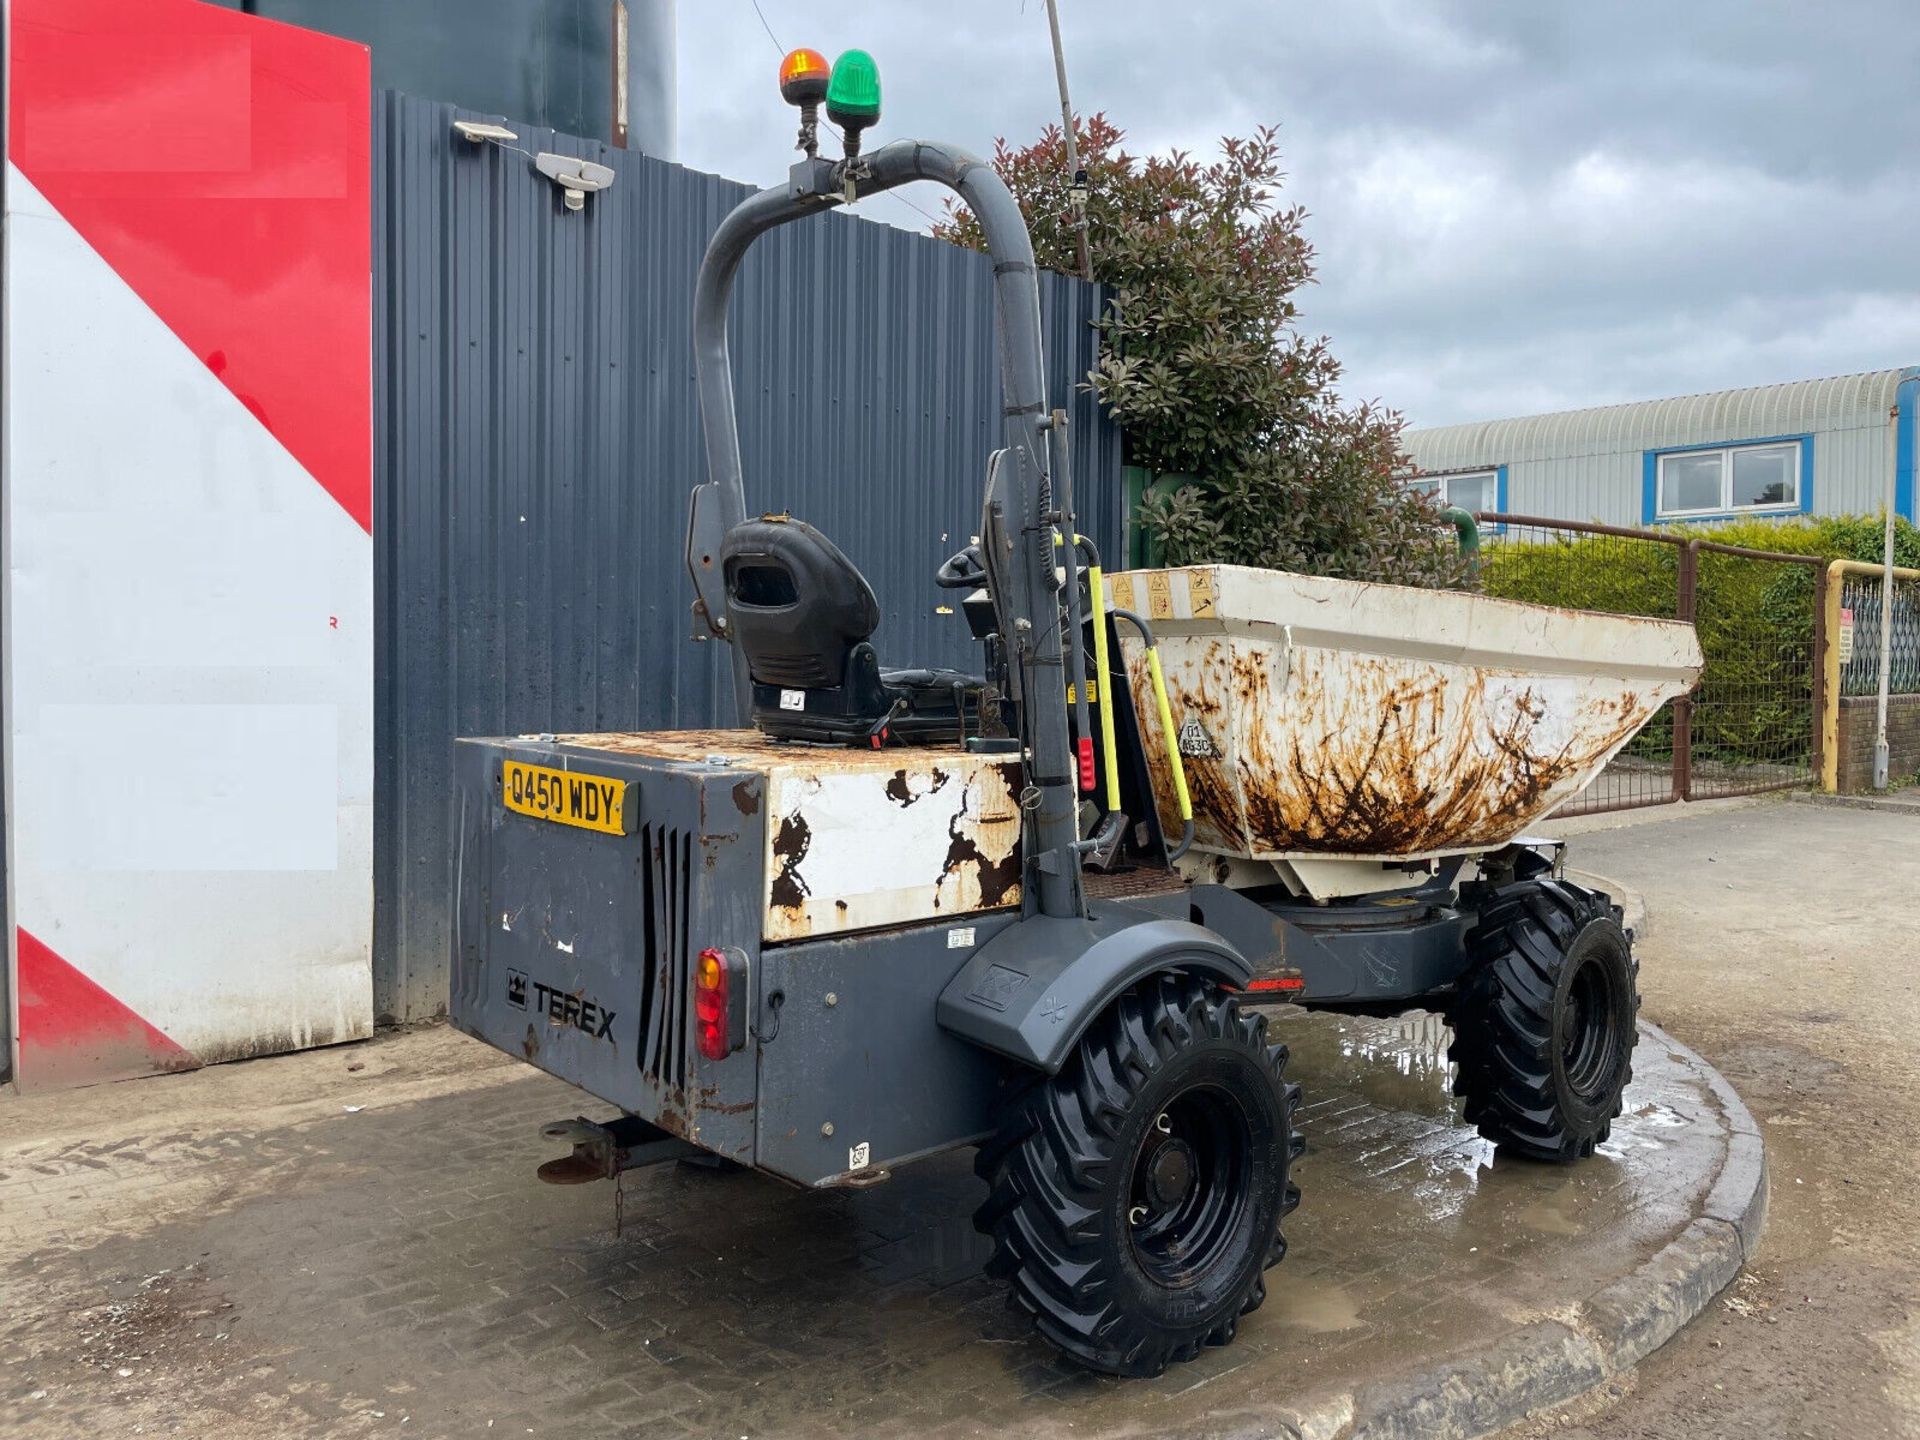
[501,760,635,835]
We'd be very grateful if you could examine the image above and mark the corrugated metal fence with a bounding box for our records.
[372,92,1122,1022]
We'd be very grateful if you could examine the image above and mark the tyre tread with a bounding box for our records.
[1447,878,1639,1163]
[973,973,1301,1376]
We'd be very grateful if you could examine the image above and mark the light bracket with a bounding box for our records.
[535,152,616,212]
[452,119,519,143]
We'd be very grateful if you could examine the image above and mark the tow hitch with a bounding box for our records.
[535,1115,700,1185]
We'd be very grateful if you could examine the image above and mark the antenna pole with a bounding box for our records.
[1043,0,1094,282]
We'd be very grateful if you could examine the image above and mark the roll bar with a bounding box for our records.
[684,145,1085,920]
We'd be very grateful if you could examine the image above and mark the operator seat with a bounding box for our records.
[721,514,983,745]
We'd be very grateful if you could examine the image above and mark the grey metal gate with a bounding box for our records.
[372,92,1122,1022]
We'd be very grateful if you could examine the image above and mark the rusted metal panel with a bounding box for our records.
[555,730,1023,941]
[1108,566,1703,861]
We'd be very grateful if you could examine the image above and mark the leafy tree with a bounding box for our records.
[934,116,1468,588]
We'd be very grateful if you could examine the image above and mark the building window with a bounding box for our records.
[1655,440,1802,518]
[1409,469,1498,515]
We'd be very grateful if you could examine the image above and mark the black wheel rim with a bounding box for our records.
[1126,1084,1251,1288]
[1560,951,1618,1101]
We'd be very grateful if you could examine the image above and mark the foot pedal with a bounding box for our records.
[1086,810,1129,872]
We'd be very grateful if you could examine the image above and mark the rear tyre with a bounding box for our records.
[1446,878,1638,1162]
[973,973,1303,1377]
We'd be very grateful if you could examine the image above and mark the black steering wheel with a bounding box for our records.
[936,543,989,591]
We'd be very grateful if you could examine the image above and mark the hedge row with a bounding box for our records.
[1476,515,1920,770]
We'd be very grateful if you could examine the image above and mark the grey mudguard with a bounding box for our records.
[936,912,1253,1074]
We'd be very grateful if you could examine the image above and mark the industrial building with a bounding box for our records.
[1406,367,1918,527]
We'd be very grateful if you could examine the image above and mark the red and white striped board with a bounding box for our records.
[5,0,374,1087]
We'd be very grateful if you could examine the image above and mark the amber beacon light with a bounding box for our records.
[778,47,832,158]
[778,47,831,105]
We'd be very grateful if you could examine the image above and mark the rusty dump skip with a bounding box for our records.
[1108,567,1703,861]
[553,729,1022,943]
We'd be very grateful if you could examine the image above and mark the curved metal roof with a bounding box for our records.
[1407,366,1914,471]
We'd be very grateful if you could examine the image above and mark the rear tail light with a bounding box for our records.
[696,946,748,1061]
[1076,735,1096,793]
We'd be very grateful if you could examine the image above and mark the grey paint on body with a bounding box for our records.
[754,915,1024,1186]
[376,93,1123,1022]
[451,712,1485,1182]
[450,737,765,1160]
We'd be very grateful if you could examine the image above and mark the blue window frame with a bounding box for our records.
[1896,367,1918,522]
[1409,464,1507,518]
[1641,435,1813,524]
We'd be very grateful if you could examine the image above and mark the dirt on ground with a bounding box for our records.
[3,794,1913,1439]
[1505,796,1920,1440]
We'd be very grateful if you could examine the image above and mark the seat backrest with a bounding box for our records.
[721,516,881,690]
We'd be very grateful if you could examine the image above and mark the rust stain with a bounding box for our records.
[884,766,951,807]
[694,1083,755,1116]
[652,1092,692,1138]
[731,779,760,816]
[941,810,1022,907]
[765,756,1022,942]
[547,727,950,775]
[936,760,1029,906]
[1118,623,1659,858]
[770,811,812,909]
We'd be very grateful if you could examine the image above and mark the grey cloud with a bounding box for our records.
[675,1,1919,426]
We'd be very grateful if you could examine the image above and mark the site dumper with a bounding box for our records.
[451,48,1705,1377]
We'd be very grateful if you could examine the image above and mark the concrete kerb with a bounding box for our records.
[1792,789,1920,817]
[1231,971,1765,1440]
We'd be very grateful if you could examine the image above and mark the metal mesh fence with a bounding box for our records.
[1838,569,1920,697]
[1473,514,1825,813]
[1686,540,1821,800]
[1473,518,1683,814]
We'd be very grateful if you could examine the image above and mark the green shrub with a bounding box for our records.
[932,117,1469,591]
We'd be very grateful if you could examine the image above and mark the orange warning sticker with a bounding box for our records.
[1146,572,1174,620]
[1187,569,1216,617]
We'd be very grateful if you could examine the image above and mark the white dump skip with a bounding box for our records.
[1108,567,1703,862]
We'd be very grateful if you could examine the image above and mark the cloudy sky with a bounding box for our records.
[675,1,1920,430]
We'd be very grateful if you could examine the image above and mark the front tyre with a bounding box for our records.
[1447,878,1639,1162]
[973,973,1302,1377]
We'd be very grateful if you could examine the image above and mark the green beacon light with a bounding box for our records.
[825,49,881,157]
